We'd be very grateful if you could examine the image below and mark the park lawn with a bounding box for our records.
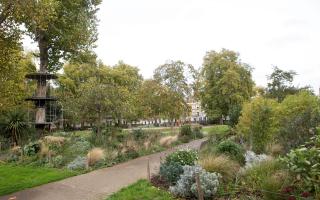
[107,180,176,200]
[202,125,230,136]
[0,164,78,196]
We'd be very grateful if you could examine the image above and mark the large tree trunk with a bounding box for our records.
[35,31,48,125]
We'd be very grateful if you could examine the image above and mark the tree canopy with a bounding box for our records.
[200,49,254,120]
[0,0,101,72]
[266,66,310,102]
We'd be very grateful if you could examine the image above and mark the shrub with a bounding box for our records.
[228,104,242,127]
[244,150,269,169]
[216,140,245,165]
[159,162,184,185]
[240,160,291,200]
[1,110,29,145]
[199,155,240,181]
[278,92,320,152]
[23,141,41,156]
[179,124,192,142]
[7,146,22,162]
[237,97,279,153]
[87,148,105,166]
[67,156,87,170]
[70,138,91,154]
[280,137,320,193]
[43,136,65,146]
[192,126,204,139]
[261,170,291,200]
[122,147,139,160]
[52,155,63,168]
[169,165,221,199]
[241,159,285,188]
[165,149,198,166]
[179,125,204,142]
[132,129,146,141]
[239,160,292,200]
[190,171,220,199]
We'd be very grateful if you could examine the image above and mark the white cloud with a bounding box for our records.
[24,0,320,92]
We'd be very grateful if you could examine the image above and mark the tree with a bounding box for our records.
[58,59,143,131]
[1,0,101,72]
[153,60,193,124]
[111,61,143,123]
[154,60,194,99]
[237,97,279,153]
[0,53,36,113]
[57,53,98,128]
[266,66,298,102]
[200,49,254,122]
[138,79,168,122]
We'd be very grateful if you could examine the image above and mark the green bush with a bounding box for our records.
[70,138,91,154]
[237,97,279,153]
[125,147,139,159]
[199,155,240,181]
[179,124,193,142]
[169,165,221,199]
[228,104,242,127]
[159,162,184,185]
[260,170,292,200]
[165,149,198,166]
[278,91,320,152]
[192,125,204,139]
[132,129,146,141]
[179,124,203,142]
[23,141,41,156]
[52,155,64,168]
[240,159,290,200]
[280,134,320,193]
[216,140,245,165]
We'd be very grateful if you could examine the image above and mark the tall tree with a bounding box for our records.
[154,60,194,99]
[266,66,309,102]
[153,60,192,123]
[57,51,99,127]
[58,59,143,131]
[200,49,254,121]
[0,53,36,113]
[1,0,101,128]
[1,0,101,72]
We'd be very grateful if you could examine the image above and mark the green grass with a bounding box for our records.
[107,180,176,200]
[202,125,230,136]
[0,164,78,196]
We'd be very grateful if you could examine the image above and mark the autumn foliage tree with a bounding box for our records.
[200,49,254,122]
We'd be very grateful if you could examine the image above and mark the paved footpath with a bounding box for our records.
[1,138,206,200]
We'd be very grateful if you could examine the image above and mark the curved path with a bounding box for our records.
[1,138,206,200]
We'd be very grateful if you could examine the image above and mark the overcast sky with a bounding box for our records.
[25,0,320,92]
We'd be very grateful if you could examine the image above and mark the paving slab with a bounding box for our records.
[1,138,206,200]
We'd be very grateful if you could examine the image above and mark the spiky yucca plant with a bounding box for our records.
[3,110,28,146]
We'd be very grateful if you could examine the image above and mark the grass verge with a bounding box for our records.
[0,164,78,196]
[202,125,230,136]
[107,180,175,200]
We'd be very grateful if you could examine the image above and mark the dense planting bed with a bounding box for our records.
[0,125,205,195]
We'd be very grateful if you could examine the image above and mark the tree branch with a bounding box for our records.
[0,3,13,26]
